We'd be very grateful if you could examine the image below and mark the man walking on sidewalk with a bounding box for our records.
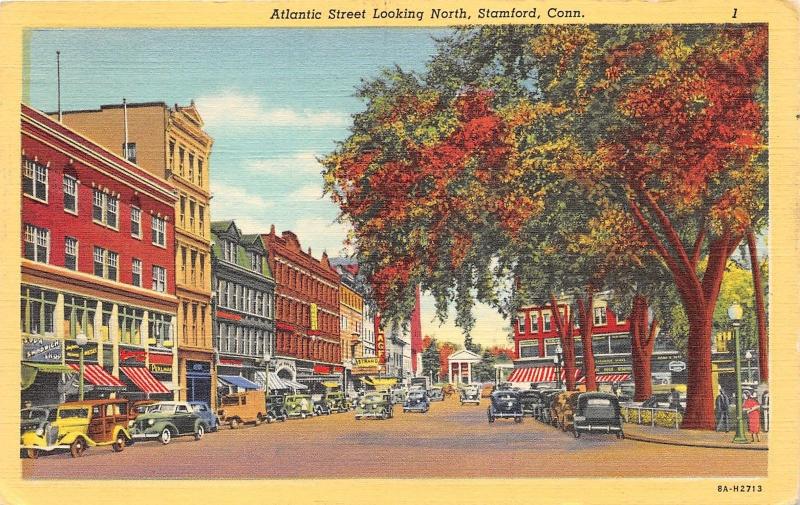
[715,386,730,432]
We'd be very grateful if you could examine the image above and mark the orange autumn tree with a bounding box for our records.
[324,25,768,430]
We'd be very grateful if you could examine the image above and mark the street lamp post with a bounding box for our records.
[75,333,88,401]
[728,304,749,444]
[554,344,563,390]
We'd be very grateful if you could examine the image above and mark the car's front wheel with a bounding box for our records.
[112,433,127,452]
[515,416,523,424]
[26,448,39,459]
[194,424,205,441]
[70,438,86,457]
[159,427,172,445]
[230,418,239,429]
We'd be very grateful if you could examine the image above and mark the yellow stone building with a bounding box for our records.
[56,101,216,408]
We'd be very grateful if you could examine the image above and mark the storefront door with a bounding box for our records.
[187,361,212,406]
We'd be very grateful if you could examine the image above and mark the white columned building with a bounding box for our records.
[447,350,482,385]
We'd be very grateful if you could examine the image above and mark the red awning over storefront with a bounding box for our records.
[578,373,631,383]
[120,366,171,394]
[67,364,125,387]
[507,366,582,383]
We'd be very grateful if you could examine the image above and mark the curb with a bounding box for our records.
[624,431,769,451]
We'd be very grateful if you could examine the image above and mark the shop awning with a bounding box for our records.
[120,366,170,394]
[218,374,261,390]
[21,363,74,390]
[265,372,289,391]
[578,373,631,383]
[363,377,397,387]
[321,381,341,389]
[507,366,582,383]
[282,378,308,390]
[67,363,125,387]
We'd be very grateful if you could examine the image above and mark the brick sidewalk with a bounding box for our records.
[624,423,768,450]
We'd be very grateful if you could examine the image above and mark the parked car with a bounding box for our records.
[355,392,393,420]
[266,394,288,423]
[313,396,332,416]
[572,392,624,439]
[322,390,349,413]
[429,386,445,402]
[403,389,430,413]
[552,391,581,432]
[21,399,132,458]
[131,401,207,444]
[128,400,157,421]
[539,390,561,424]
[284,394,313,419]
[20,404,57,435]
[487,390,523,423]
[518,390,546,418]
[460,385,481,405]
[390,387,407,405]
[189,401,219,432]
[217,391,266,428]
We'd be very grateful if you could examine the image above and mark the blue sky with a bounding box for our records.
[24,28,512,348]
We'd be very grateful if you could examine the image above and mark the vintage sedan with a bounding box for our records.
[217,391,266,428]
[21,399,132,458]
[266,394,288,423]
[284,394,314,419]
[403,390,430,413]
[131,401,207,444]
[189,401,219,432]
[429,387,445,402]
[572,392,624,438]
[355,392,393,420]
[487,390,523,423]
[519,390,545,418]
[460,385,481,405]
[320,390,349,414]
[20,404,57,435]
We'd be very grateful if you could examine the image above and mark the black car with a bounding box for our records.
[487,390,523,423]
[572,392,624,438]
[266,394,288,423]
[518,390,545,418]
[538,390,562,424]
[20,405,58,435]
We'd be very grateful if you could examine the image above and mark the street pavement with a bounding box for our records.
[21,395,767,479]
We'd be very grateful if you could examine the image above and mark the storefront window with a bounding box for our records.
[519,340,539,358]
[20,286,57,336]
[118,306,144,345]
[149,312,172,347]
[63,295,97,340]
[101,303,113,341]
[593,335,611,355]
[610,336,631,354]
[574,338,584,358]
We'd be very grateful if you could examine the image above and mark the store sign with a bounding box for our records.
[376,332,386,364]
[668,361,687,372]
[219,357,243,367]
[314,364,331,374]
[273,359,296,376]
[22,337,63,363]
[356,357,380,367]
[149,363,173,374]
[119,347,146,364]
[310,303,319,331]
[64,340,99,363]
[189,361,211,374]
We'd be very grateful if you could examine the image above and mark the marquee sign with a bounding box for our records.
[22,337,63,363]
[65,340,98,363]
[310,303,319,330]
[355,357,380,367]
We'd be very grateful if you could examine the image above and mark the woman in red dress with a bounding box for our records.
[742,390,761,442]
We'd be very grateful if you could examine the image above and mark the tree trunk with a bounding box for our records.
[577,292,597,392]
[630,295,657,401]
[747,229,768,382]
[550,294,576,390]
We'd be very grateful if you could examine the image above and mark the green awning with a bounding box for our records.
[21,363,74,390]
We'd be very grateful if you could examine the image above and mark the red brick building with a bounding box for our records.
[261,226,342,387]
[21,104,178,406]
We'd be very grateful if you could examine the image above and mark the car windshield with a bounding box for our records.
[59,408,89,419]
[495,394,516,401]
[191,404,207,412]
[21,408,46,420]
[364,394,383,402]
[147,404,177,413]
[409,392,424,399]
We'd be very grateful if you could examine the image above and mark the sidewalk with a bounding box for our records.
[624,423,768,450]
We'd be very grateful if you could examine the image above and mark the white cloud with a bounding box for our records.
[245,152,324,177]
[290,216,352,258]
[211,181,273,211]
[420,293,511,349]
[288,184,325,203]
[195,90,349,129]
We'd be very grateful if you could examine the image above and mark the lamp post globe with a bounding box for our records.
[728,304,749,444]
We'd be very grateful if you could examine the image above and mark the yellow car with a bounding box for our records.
[21,399,132,459]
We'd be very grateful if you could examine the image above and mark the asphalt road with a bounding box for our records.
[21,395,767,479]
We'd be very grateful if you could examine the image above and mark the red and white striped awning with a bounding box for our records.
[578,373,631,383]
[507,366,582,383]
[67,364,125,387]
[120,366,171,394]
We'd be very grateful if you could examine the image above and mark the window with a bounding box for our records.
[152,265,167,292]
[92,190,119,228]
[250,252,261,271]
[93,247,118,280]
[23,159,48,202]
[226,241,236,262]
[132,258,142,287]
[543,313,551,332]
[610,336,631,354]
[179,196,186,228]
[218,279,227,307]
[198,206,205,236]
[188,153,194,181]
[118,306,143,345]
[593,336,611,355]
[530,314,539,332]
[519,340,539,358]
[122,142,136,163]
[151,215,166,247]
[168,140,175,170]
[93,247,105,276]
[198,159,204,186]
[20,286,57,336]
[199,253,206,284]
[24,225,49,263]
[341,315,348,331]
[190,250,197,284]
[517,315,526,333]
[593,306,608,326]
[63,294,96,340]
[107,251,118,280]
[178,146,185,176]
[130,206,141,238]
[64,237,78,270]
[232,283,239,309]
[189,200,196,232]
[63,175,77,213]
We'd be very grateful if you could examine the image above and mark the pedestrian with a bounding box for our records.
[611,383,620,397]
[715,386,730,432]
[742,390,762,442]
[669,388,682,412]
[761,390,769,432]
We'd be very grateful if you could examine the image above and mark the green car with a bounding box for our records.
[284,394,313,419]
[130,401,207,445]
[323,391,349,413]
[355,392,393,420]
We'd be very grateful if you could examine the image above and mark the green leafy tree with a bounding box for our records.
[421,338,442,381]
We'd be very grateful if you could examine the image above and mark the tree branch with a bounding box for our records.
[638,189,698,282]
[691,219,706,268]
